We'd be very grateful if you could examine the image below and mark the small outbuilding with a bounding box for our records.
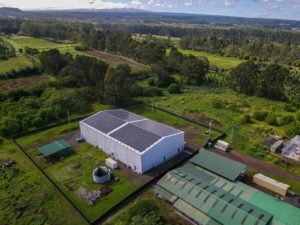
[270,140,284,153]
[253,173,290,196]
[214,140,229,152]
[282,135,300,161]
[106,158,118,169]
[38,139,72,160]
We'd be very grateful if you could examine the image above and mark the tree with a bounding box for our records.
[181,55,209,85]
[167,47,184,72]
[229,61,259,95]
[150,64,175,88]
[39,49,67,75]
[259,64,289,100]
[104,64,131,106]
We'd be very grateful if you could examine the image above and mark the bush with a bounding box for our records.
[129,84,143,97]
[266,113,278,126]
[278,115,295,126]
[297,112,300,121]
[168,83,181,94]
[285,122,300,137]
[74,45,90,51]
[0,137,4,145]
[212,98,226,109]
[284,103,297,112]
[143,87,163,97]
[253,111,269,121]
[147,77,155,86]
[240,114,252,124]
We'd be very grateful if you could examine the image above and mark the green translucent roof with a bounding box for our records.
[156,167,273,225]
[190,149,246,181]
[38,139,71,157]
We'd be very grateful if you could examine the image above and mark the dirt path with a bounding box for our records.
[211,149,300,182]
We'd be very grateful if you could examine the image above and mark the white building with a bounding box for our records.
[80,109,185,174]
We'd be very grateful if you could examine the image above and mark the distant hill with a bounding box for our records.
[0,7,299,30]
[0,7,23,14]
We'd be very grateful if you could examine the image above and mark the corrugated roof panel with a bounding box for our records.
[156,169,273,225]
[190,149,246,181]
[82,112,125,134]
[109,123,161,152]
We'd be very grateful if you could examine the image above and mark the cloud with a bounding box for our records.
[184,0,193,6]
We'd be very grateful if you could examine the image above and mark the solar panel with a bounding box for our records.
[83,112,125,134]
[109,123,162,152]
[105,109,144,122]
[132,119,180,137]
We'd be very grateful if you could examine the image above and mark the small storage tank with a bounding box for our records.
[93,167,111,184]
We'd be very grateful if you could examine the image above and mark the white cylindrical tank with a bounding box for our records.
[92,167,111,184]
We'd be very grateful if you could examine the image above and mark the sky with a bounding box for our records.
[0,0,300,20]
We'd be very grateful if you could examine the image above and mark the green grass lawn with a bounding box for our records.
[0,139,87,225]
[0,55,33,74]
[8,36,77,51]
[135,85,300,179]
[178,48,244,70]
[17,122,139,222]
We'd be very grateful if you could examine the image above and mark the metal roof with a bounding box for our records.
[38,140,71,157]
[109,123,162,152]
[81,109,183,152]
[82,112,126,134]
[132,119,180,137]
[190,149,246,181]
[155,152,300,225]
[105,109,145,122]
[156,165,273,225]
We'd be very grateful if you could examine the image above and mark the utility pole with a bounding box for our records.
[67,109,70,124]
[230,123,238,144]
[208,120,213,139]
[151,98,154,112]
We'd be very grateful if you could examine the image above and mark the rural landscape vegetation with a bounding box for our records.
[0,3,300,225]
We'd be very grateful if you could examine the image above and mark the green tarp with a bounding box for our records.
[38,139,71,157]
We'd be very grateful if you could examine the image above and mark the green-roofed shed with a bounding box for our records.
[190,149,246,181]
[38,139,72,159]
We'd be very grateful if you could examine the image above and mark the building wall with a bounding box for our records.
[80,122,184,174]
[141,133,184,173]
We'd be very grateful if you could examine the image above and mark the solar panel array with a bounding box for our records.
[109,123,162,152]
[132,119,179,137]
[82,109,182,152]
[106,109,144,122]
[83,112,125,134]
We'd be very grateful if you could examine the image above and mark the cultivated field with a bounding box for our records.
[0,55,33,74]
[86,51,147,72]
[8,36,76,51]
[0,75,49,93]
[178,48,244,70]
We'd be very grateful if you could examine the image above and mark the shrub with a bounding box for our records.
[284,103,297,112]
[0,137,3,145]
[297,112,300,121]
[74,45,90,51]
[278,115,295,126]
[129,84,143,97]
[253,111,269,121]
[168,83,181,94]
[240,114,252,124]
[266,113,278,126]
[285,122,300,137]
[143,87,163,97]
[147,77,155,86]
[212,98,226,109]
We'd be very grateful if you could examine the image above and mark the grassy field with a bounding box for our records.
[8,36,76,51]
[86,51,147,72]
[0,55,33,74]
[0,74,49,93]
[103,189,190,225]
[0,139,87,225]
[16,122,140,222]
[136,85,300,178]
[178,48,244,70]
